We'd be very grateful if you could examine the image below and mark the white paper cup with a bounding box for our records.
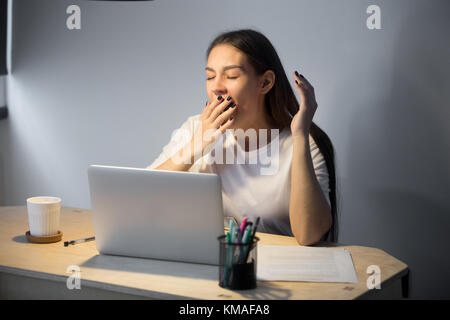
[26,196,61,237]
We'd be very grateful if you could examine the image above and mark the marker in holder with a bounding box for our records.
[218,234,259,290]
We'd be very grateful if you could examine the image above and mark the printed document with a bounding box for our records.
[257,245,358,283]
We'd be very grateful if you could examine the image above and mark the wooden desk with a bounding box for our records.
[0,206,409,299]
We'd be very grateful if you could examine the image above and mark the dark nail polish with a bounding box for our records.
[295,80,299,85]
[217,95,222,101]
[295,71,300,77]
[230,116,233,120]
[300,74,304,78]
[227,96,232,101]
[206,101,208,106]
[230,102,236,108]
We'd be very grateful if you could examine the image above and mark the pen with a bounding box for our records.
[229,220,236,243]
[239,217,248,235]
[239,225,253,263]
[225,219,238,286]
[243,225,252,244]
[64,236,95,247]
[223,232,232,286]
[243,217,260,262]
[238,217,248,243]
[250,217,260,241]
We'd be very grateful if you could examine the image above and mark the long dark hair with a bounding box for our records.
[206,29,338,242]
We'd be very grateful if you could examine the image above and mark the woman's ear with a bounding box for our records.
[260,70,275,94]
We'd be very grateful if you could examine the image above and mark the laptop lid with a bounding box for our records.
[87,165,224,265]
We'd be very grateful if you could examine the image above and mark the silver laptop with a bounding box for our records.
[87,165,224,265]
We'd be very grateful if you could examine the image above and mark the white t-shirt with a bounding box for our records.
[147,114,330,237]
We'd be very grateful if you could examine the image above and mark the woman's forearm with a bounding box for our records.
[289,134,332,246]
[154,140,196,172]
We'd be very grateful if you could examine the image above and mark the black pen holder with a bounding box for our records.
[218,235,259,290]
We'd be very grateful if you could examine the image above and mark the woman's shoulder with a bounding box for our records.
[173,113,202,134]
[188,113,201,121]
[284,130,323,159]
[180,113,201,126]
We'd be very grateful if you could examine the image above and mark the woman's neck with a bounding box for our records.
[234,114,278,152]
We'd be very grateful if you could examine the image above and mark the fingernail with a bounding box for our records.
[230,102,236,108]
[295,80,299,85]
[230,116,233,120]
[295,71,300,77]
[217,95,222,101]
[206,101,208,106]
[300,74,304,78]
[227,96,232,101]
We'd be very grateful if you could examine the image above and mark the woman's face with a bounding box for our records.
[206,44,264,128]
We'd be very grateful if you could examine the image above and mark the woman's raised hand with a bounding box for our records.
[291,71,318,138]
[192,95,237,153]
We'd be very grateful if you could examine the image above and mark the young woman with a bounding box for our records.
[147,29,338,245]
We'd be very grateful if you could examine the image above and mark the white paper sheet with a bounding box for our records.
[256,245,358,283]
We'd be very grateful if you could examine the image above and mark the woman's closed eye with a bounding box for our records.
[207,76,239,80]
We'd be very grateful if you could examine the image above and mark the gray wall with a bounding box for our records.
[1,0,449,298]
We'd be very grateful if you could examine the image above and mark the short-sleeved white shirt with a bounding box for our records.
[147,114,330,236]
